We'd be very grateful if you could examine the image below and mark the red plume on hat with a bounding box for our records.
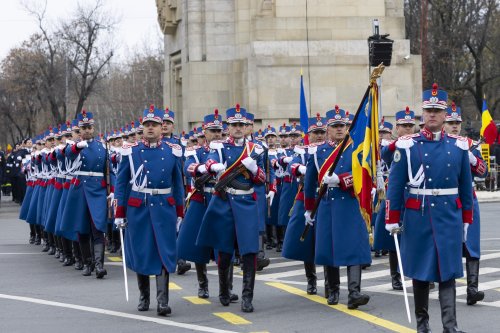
[405,106,410,113]
[432,83,438,96]
[81,109,87,116]
[451,102,456,111]
[214,108,219,118]
[335,105,339,113]
[149,104,154,112]
[236,103,240,112]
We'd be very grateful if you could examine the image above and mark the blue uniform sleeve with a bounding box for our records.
[114,154,131,219]
[386,148,409,224]
[172,156,185,217]
[304,153,318,211]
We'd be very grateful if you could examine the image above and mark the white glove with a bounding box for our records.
[304,210,315,226]
[385,223,399,235]
[114,218,127,229]
[282,156,293,164]
[107,192,114,201]
[241,157,258,175]
[210,163,226,173]
[298,165,307,175]
[17,156,22,160]
[322,172,340,186]
[77,141,88,149]
[463,224,469,242]
[468,151,477,166]
[197,164,207,174]
[176,217,183,233]
[266,190,275,206]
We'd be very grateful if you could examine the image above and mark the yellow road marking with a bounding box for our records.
[213,312,251,325]
[169,282,182,290]
[107,256,122,262]
[267,282,415,333]
[456,278,467,284]
[183,296,211,305]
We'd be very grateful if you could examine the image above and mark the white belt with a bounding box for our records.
[409,188,458,196]
[65,175,73,180]
[75,171,104,177]
[132,186,171,195]
[204,187,215,194]
[327,184,339,188]
[225,187,254,195]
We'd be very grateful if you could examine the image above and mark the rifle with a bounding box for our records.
[299,65,385,241]
[104,139,112,219]
[265,146,271,218]
[214,149,264,200]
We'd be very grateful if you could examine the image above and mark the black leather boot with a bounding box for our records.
[413,279,431,333]
[304,262,317,295]
[325,266,340,305]
[29,235,35,244]
[324,266,330,299]
[347,265,370,309]
[466,257,484,305]
[80,239,93,276]
[229,263,239,302]
[176,259,191,275]
[156,268,171,316]
[137,273,150,311]
[257,235,270,271]
[265,224,275,250]
[439,279,464,333]
[276,226,284,253]
[94,243,107,279]
[241,254,256,313]
[218,252,232,306]
[195,263,209,299]
[389,251,403,290]
[73,241,83,270]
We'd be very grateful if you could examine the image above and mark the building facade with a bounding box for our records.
[156,0,422,131]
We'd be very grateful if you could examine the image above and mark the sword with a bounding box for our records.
[119,228,129,302]
[391,227,411,323]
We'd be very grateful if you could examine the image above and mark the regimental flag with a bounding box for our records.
[300,70,309,145]
[480,96,498,144]
[350,83,381,228]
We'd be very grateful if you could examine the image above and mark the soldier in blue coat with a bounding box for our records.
[304,107,372,309]
[196,104,266,313]
[114,105,185,316]
[443,103,488,306]
[177,109,223,299]
[282,114,327,296]
[374,108,416,290]
[61,110,109,278]
[386,84,473,333]
[264,126,281,248]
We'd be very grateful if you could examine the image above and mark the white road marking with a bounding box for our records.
[0,293,238,333]
[0,252,41,255]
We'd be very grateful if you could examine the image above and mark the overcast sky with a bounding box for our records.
[0,0,162,61]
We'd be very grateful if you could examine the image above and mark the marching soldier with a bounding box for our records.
[304,107,372,308]
[373,107,416,290]
[196,104,266,313]
[61,110,108,278]
[282,114,327,296]
[385,84,473,333]
[114,105,185,316]
[443,103,488,306]
[264,126,281,249]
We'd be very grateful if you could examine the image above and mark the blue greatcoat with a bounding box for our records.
[277,148,299,226]
[386,130,474,282]
[465,142,488,259]
[36,152,50,226]
[177,144,213,264]
[196,139,266,256]
[61,140,108,234]
[115,140,185,275]
[19,155,35,221]
[26,156,42,225]
[282,147,315,263]
[304,141,372,267]
[44,147,66,234]
[266,149,281,226]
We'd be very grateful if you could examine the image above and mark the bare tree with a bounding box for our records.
[59,0,116,119]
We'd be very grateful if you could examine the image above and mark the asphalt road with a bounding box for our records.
[1,196,499,333]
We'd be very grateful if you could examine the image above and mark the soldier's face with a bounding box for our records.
[229,122,245,139]
[128,133,137,143]
[114,138,123,147]
[205,128,222,142]
[380,131,392,140]
[143,121,162,141]
[444,121,462,135]
[245,124,253,136]
[289,133,302,146]
[279,135,290,147]
[197,136,206,146]
[162,121,174,135]
[46,138,55,148]
[423,108,446,131]
[309,130,326,143]
[328,123,347,141]
[266,135,277,146]
[396,124,415,137]
[80,125,94,140]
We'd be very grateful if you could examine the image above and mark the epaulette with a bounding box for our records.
[294,145,306,155]
[447,134,469,150]
[395,134,418,149]
[253,144,264,155]
[165,142,183,157]
[209,141,224,150]
[380,139,392,147]
[268,148,277,155]
[277,148,286,154]
[66,139,75,145]
[184,146,197,157]
[121,145,132,156]
[307,141,324,155]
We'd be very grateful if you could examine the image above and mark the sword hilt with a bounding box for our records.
[390,226,403,235]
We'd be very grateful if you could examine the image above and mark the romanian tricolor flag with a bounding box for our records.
[480,96,498,144]
[350,83,381,227]
[300,70,309,144]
